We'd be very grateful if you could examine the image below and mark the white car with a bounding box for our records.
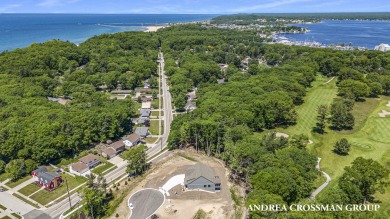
[129,203,134,210]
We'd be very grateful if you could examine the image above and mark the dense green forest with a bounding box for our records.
[212,13,390,25]
[164,24,390,218]
[0,32,159,178]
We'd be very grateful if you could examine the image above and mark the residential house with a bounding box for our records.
[134,117,149,125]
[135,127,149,138]
[102,147,117,159]
[123,133,141,149]
[110,141,125,153]
[184,163,221,192]
[79,154,100,168]
[111,90,132,94]
[135,87,152,94]
[70,162,89,175]
[185,101,197,112]
[140,109,151,118]
[32,166,48,178]
[37,172,63,190]
[141,102,152,109]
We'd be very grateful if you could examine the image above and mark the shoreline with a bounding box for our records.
[144,25,166,32]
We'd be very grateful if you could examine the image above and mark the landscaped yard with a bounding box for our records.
[151,110,163,117]
[152,97,159,109]
[30,173,86,206]
[5,175,31,188]
[91,162,115,175]
[144,137,158,144]
[149,120,160,135]
[18,183,40,197]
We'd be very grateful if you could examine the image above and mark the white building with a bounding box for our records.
[374,43,390,52]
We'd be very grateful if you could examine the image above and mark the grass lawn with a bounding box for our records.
[18,183,40,197]
[152,98,159,109]
[0,173,9,183]
[0,204,6,210]
[0,216,12,219]
[91,162,115,175]
[149,120,160,135]
[273,75,390,215]
[11,213,22,219]
[5,175,31,188]
[144,137,158,144]
[30,174,86,206]
[151,110,163,117]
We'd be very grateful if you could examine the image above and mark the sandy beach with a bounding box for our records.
[144,25,165,32]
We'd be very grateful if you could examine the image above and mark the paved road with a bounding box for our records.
[128,189,164,219]
[310,157,331,199]
[42,51,174,219]
[0,192,35,215]
[147,51,173,158]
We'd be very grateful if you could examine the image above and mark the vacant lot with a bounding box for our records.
[109,150,235,219]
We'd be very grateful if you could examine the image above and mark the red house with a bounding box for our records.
[37,172,62,190]
[31,166,48,178]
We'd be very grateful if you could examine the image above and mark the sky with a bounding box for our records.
[0,0,389,14]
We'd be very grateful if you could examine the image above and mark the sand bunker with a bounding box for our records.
[387,101,390,107]
[275,132,289,138]
[379,110,390,118]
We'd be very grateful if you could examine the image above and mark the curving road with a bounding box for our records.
[310,157,331,199]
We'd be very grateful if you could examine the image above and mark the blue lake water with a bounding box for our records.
[0,14,217,51]
[280,20,390,49]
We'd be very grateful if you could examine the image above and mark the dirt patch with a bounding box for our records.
[387,101,390,107]
[108,149,235,219]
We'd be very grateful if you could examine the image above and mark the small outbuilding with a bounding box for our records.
[184,163,221,192]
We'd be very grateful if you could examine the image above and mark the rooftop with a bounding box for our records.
[110,140,125,150]
[135,127,149,137]
[79,154,99,164]
[185,163,220,184]
[141,102,152,109]
[125,133,141,142]
[71,162,89,172]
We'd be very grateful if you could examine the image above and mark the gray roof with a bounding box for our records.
[38,172,60,183]
[33,166,48,174]
[137,118,148,124]
[185,163,220,184]
[135,127,149,137]
[140,109,151,117]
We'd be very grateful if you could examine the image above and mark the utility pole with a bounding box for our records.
[65,175,72,209]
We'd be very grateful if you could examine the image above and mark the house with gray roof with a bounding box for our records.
[184,163,221,192]
[135,127,149,138]
[140,109,151,118]
[37,171,62,190]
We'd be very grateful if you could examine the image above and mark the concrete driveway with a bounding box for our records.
[0,192,35,215]
[108,156,125,167]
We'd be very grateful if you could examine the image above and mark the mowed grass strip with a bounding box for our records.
[18,183,40,197]
[30,174,86,206]
[91,162,115,175]
[5,175,31,188]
